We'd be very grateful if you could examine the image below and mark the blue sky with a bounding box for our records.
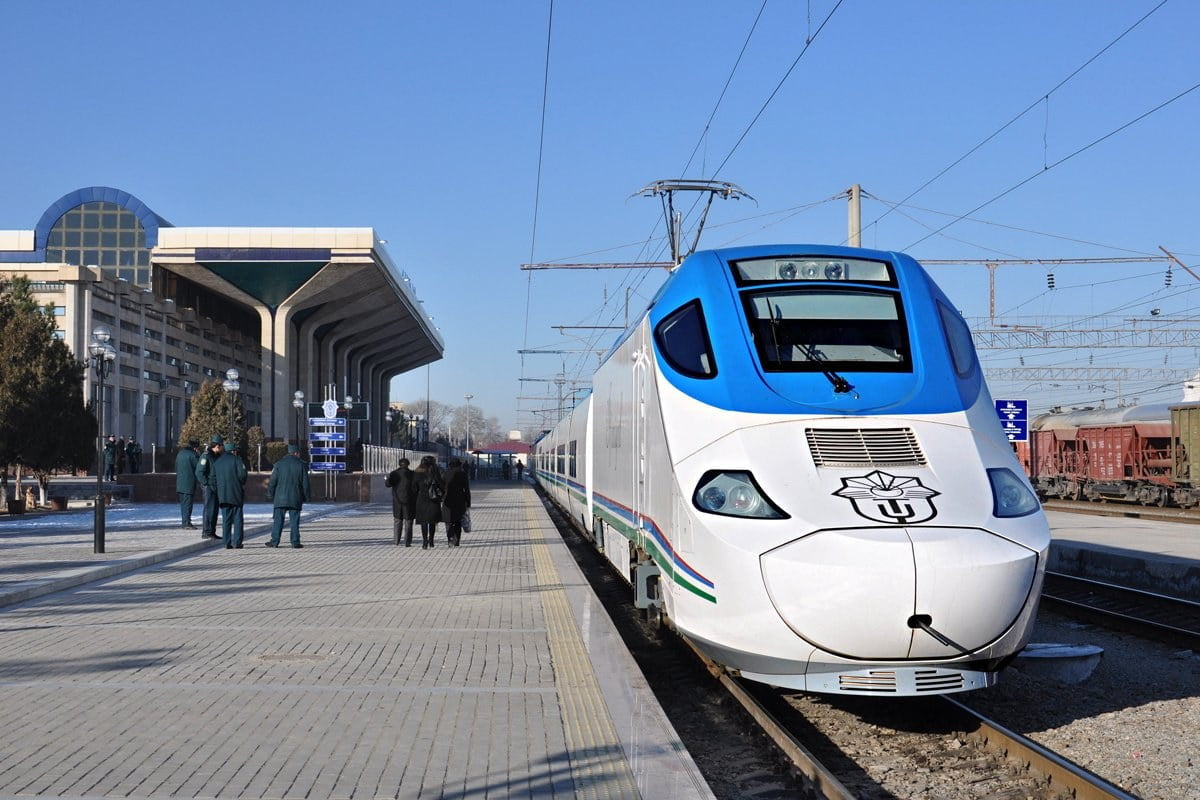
[2,1,1198,435]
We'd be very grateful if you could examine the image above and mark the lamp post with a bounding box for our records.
[343,395,354,470]
[292,390,305,447]
[89,325,116,554]
[464,394,473,455]
[222,368,240,443]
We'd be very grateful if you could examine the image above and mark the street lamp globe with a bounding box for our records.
[225,367,239,382]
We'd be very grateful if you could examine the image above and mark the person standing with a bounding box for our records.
[413,455,443,549]
[501,459,511,480]
[126,438,142,473]
[116,437,127,475]
[442,457,471,547]
[195,435,224,539]
[515,459,524,481]
[265,444,311,548]
[103,435,117,481]
[213,443,248,549]
[175,439,201,529]
[384,457,416,546]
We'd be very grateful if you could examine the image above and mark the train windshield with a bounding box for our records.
[743,288,911,372]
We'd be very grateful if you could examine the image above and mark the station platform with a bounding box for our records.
[0,482,714,800]
[1046,509,1200,601]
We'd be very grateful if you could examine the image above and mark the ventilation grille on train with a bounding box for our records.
[806,428,926,468]
[837,669,966,693]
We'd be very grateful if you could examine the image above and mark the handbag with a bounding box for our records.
[461,510,472,533]
[428,480,445,502]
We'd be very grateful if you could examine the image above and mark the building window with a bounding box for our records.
[44,201,153,288]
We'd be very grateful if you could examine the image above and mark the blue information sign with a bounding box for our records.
[310,462,346,471]
[309,432,347,442]
[309,447,347,456]
[1000,420,1029,442]
[994,399,1028,441]
[309,417,346,427]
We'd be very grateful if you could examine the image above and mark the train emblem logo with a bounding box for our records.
[833,470,941,524]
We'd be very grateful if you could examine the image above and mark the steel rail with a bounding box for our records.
[684,641,854,800]
[1042,571,1200,641]
[944,697,1139,800]
[1041,499,1200,523]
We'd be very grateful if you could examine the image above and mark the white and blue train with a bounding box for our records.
[533,244,1050,697]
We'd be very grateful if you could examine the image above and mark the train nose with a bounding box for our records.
[760,527,1040,660]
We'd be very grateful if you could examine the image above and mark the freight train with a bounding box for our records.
[1014,402,1200,507]
[532,244,1051,697]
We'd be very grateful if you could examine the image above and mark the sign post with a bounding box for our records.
[995,399,1028,442]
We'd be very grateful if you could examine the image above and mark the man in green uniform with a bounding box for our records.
[102,435,117,481]
[265,444,312,548]
[195,435,224,539]
[213,443,248,549]
[175,439,201,529]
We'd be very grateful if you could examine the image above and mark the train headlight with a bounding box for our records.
[693,471,788,519]
[988,468,1040,518]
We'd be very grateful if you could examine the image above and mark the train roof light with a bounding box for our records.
[731,257,894,286]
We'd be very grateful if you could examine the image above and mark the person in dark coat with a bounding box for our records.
[413,455,443,549]
[213,443,248,548]
[195,435,224,539]
[126,439,142,473]
[442,458,471,547]
[116,437,127,475]
[175,440,201,529]
[501,458,511,480]
[384,457,416,546]
[515,459,524,481]
[103,435,117,481]
[266,444,311,548]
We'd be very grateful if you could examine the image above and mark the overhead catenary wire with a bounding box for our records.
[905,79,1200,251]
[518,0,556,429]
[867,0,1173,235]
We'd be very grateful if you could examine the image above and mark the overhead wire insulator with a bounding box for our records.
[1046,271,1055,289]
[1165,267,1173,287]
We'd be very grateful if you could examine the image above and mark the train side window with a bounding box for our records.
[938,301,977,378]
[654,299,717,378]
[569,440,577,477]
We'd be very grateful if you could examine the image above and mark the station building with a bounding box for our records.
[0,186,442,448]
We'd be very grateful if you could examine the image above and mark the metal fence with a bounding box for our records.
[361,444,442,475]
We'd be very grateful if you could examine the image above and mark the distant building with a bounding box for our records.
[0,186,442,446]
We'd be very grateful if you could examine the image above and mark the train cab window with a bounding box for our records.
[743,289,910,372]
[655,300,716,378]
[938,301,977,378]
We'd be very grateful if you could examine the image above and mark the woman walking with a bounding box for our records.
[441,458,471,547]
[413,455,443,549]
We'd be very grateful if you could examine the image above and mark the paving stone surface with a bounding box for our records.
[0,485,650,799]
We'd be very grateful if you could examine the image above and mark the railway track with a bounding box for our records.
[1042,571,1200,646]
[1041,497,1200,523]
[693,644,1138,800]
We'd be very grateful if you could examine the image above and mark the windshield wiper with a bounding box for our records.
[796,341,856,395]
[770,303,857,396]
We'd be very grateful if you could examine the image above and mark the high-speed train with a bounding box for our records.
[533,244,1050,697]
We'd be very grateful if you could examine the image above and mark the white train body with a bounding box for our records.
[535,245,1050,696]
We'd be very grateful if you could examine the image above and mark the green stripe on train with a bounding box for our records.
[593,505,717,604]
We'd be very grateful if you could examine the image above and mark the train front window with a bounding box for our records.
[743,289,911,372]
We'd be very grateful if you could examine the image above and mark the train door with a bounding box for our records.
[631,329,650,549]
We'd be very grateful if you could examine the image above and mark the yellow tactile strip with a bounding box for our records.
[526,494,643,800]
